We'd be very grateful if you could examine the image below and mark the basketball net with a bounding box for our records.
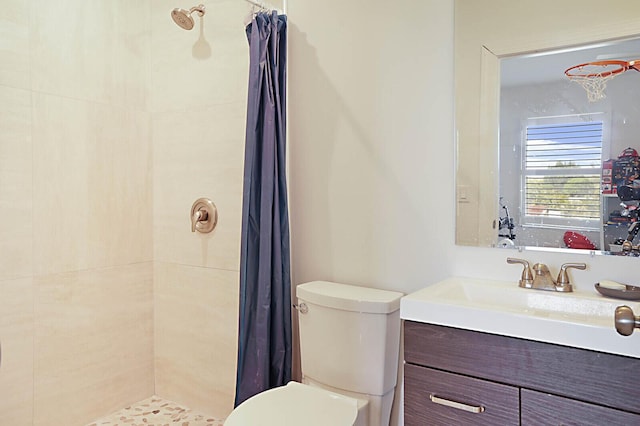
[566,73,617,102]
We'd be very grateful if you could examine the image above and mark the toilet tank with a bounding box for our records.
[296,281,404,396]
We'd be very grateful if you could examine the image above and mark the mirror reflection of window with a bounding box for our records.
[454,0,640,255]
[522,115,603,230]
[499,39,640,251]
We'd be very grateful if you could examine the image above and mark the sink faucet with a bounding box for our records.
[531,263,556,290]
[507,258,586,292]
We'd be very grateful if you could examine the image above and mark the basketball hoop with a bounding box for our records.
[565,59,640,102]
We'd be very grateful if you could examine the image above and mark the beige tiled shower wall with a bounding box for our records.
[33,265,154,426]
[0,0,154,425]
[1,0,252,424]
[150,0,251,418]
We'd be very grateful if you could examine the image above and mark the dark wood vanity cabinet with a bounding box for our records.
[404,321,640,426]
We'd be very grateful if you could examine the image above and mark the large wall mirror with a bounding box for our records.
[455,0,640,257]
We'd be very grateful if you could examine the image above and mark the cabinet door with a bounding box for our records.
[404,363,519,426]
[521,389,640,426]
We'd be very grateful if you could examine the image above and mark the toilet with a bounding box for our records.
[225,281,404,426]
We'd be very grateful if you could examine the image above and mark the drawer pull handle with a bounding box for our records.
[429,394,485,413]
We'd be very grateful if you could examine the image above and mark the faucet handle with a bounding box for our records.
[556,262,586,290]
[507,258,533,288]
[190,198,218,233]
[191,208,208,232]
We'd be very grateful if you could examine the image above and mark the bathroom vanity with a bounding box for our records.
[404,321,640,425]
[401,278,640,425]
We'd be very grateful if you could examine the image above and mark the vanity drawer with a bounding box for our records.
[404,321,640,414]
[521,389,640,425]
[404,363,519,426]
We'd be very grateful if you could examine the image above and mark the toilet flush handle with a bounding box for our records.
[293,303,308,314]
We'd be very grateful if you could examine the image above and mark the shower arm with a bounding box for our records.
[189,5,205,17]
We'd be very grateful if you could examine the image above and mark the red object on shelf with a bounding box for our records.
[563,231,597,250]
[619,147,639,158]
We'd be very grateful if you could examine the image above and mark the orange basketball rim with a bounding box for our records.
[565,59,640,78]
[565,59,640,102]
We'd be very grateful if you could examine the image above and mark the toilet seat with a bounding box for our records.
[224,381,358,426]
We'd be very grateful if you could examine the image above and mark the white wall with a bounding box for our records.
[289,1,640,424]
[287,1,455,424]
[288,0,455,295]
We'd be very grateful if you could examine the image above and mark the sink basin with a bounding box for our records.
[400,277,640,358]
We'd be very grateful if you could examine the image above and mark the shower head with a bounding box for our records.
[171,4,205,30]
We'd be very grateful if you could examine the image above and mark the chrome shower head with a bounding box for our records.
[171,4,205,30]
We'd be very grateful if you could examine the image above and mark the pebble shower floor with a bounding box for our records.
[86,396,225,426]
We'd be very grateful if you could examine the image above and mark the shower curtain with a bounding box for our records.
[234,11,291,407]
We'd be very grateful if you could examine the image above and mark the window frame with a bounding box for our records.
[520,113,608,231]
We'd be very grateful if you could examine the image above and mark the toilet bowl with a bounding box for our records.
[224,381,365,426]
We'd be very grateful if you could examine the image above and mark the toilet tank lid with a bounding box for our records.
[296,281,404,314]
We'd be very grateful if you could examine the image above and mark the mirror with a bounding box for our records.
[455,0,640,256]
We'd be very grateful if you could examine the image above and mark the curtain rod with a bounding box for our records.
[245,0,268,10]
[244,0,287,14]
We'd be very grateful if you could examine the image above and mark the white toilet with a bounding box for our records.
[225,281,404,426]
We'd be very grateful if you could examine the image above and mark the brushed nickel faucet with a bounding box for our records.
[506,258,533,288]
[507,258,586,292]
[190,198,218,233]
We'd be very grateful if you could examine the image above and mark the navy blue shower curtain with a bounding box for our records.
[234,11,291,407]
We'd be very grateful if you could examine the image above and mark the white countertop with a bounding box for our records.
[400,277,640,359]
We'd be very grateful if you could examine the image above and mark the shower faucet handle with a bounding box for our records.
[507,257,534,288]
[191,208,208,232]
[190,198,218,233]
